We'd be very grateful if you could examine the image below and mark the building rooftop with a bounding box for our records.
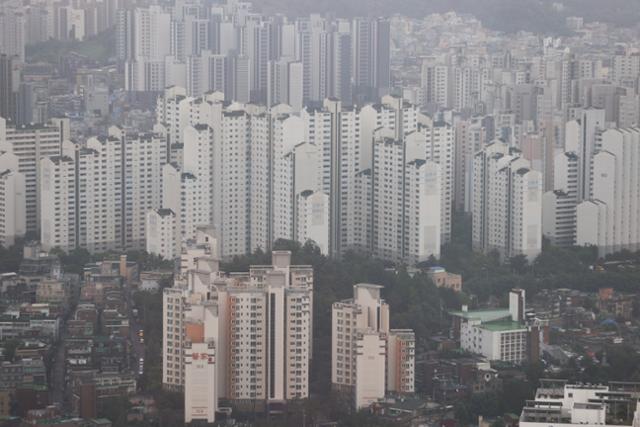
[449,308,511,322]
[479,320,526,332]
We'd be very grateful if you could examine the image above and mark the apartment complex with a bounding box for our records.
[472,141,543,261]
[332,284,415,410]
[118,1,389,107]
[39,127,167,253]
[163,244,313,423]
[154,88,449,263]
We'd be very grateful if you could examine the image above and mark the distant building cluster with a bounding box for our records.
[0,0,639,262]
[116,1,390,106]
[0,0,123,62]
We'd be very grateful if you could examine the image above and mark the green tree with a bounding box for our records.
[0,239,25,273]
[509,254,529,274]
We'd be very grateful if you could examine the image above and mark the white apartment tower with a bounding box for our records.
[122,129,167,250]
[0,118,67,234]
[40,155,76,252]
[368,129,442,264]
[577,128,640,255]
[567,109,605,201]
[472,141,543,261]
[124,5,172,91]
[454,116,488,213]
[332,284,415,410]
[418,115,454,243]
[542,151,579,246]
[75,136,124,253]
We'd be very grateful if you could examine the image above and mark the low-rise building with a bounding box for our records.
[426,267,462,292]
[520,380,640,427]
[449,289,545,364]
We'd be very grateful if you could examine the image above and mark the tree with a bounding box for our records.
[50,247,93,274]
[98,395,131,427]
[509,254,529,274]
[0,239,25,273]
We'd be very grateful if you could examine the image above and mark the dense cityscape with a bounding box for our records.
[1,0,640,426]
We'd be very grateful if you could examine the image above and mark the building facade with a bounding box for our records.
[332,284,415,410]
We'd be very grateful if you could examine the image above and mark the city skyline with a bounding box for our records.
[1,0,640,426]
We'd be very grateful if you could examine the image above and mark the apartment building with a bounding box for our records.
[163,247,313,421]
[332,284,415,410]
[577,128,640,255]
[39,127,167,253]
[472,141,543,261]
[0,117,67,234]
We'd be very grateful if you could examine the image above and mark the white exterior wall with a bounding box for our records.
[0,120,64,234]
[332,284,414,410]
[248,111,270,253]
[146,209,179,261]
[39,156,75,252]
[166,253,313,405]
[355,332,386,410]
[473,141,542,260]
[578,128,640,255]
[80,136,123,253]
[296,191,329,254]
[543,151,579,246]
[183,124,214,235]
[371,134,404,262]
[511,169,543,262]
[222,110,251,257]
[460,318,528,362]
[338,109,362,254]
[420,119,454,242]
[123,130,167,250]
[272,115,303,243]
[576,200,608,250]
[0,152,25,247]
[405,159,441,262]
[184,341,217,423]
[518,384,638,427]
